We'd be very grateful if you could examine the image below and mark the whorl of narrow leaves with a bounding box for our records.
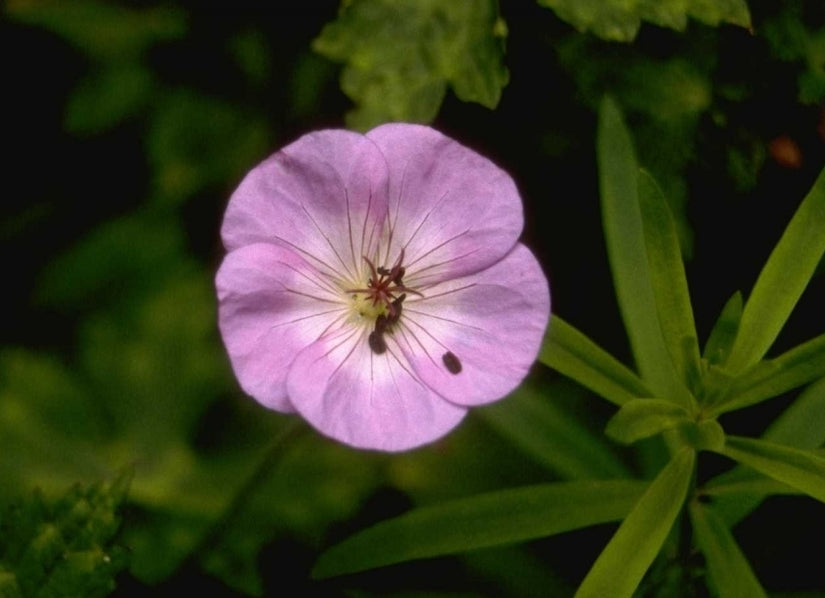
[0,475,130,598]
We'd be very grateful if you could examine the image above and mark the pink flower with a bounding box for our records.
[216,124,550,451]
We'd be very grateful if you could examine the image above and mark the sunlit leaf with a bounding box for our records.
[717,436,825,504]
[479,377,631,479]
[536,0,751,42]
[637,169,701,391]
[597,97,692,409]
[539,315,652,407]
[689,501,768,598]
[574,448,695,598]
[710,333,825,415]
[313,0,508,129]
[312,480,647,579]
[725,167,825,374]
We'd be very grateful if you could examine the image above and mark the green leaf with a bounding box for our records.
[704,378,825,524]
[637,169,701,391]
[676,418,726,452]
[597,97,692,409]
[536,0,751,42]
[574,448,695,598]
[311,480,647,579]
[689,502,768,598]
[717,436,825,504]
[605,399,691,444]
[710,333,825,415]
[703,292,743,366]
[313,0,508,130]
[0,475,130,598]
[539,315,652,407]
[725,167,825,374]
[479,377,631,479]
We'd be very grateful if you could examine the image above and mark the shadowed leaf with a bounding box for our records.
[312,480,647,579]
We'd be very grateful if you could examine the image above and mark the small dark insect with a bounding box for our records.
[369,329,387,354]
[442,351,462,374]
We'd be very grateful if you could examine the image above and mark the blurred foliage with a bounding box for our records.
[2,0,824,596]
[313,0,508,129]
[0,476,129,598]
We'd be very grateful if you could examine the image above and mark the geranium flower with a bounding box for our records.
[216,124,550,451]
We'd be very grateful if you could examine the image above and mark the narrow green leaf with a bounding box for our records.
[311,480,647,579]
[479,378,631,479]
[539,315,652,407]
[710,333,825,415]
[702,476,797,498]
[705,378,825,524]
[725,167,825,374]
[703,291,743,366]
[605,399,691,444]
[574,448,695,598]
[717,436,825,504]
[597,97,692,408]
[637,169,702,390]
[689,502,768,598]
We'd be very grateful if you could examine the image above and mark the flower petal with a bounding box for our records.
[286,326,467,451]
[221,129,390,282]
[396,244,550,406]
[366,123,523,285]
[216,243,348,411]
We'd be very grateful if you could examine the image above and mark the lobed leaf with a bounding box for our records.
[536,0,751,42]
[597,97,692,409]
[574,448,695,598]
[539,315,652,407]
[311,480,647,579]
[725,167,825,374]
[689,502,768,598]
[313,0,508,130]
[717,436,825,504]
[479,377,631,479]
